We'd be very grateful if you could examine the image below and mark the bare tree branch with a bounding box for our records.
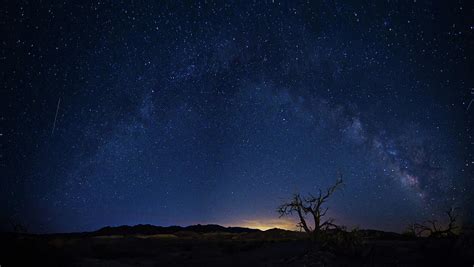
[413,207,459,237]
[277,177,344,238]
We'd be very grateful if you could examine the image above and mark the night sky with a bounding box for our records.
[2,1,473,233]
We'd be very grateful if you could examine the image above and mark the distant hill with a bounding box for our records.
[94,224,261,236]
[92,225,408,240]
[1,223,408,241]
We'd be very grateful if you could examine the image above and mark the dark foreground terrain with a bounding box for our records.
[1,225,473,266]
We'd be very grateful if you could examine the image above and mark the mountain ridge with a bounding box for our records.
[94,223,263,236]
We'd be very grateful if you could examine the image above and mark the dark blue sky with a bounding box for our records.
[2,1,472,233]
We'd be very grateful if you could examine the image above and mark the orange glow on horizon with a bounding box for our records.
[226,218,298,231]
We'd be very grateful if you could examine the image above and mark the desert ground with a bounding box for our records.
[1,224,473,266]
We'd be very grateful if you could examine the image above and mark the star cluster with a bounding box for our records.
[2,1,472,232]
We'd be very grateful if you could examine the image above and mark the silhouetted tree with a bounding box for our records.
[278,177,344,239]
[413,207,459,237]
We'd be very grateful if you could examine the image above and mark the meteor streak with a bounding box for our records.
[51,97,61,135]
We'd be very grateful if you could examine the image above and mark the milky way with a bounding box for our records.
[2,1,472,233]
